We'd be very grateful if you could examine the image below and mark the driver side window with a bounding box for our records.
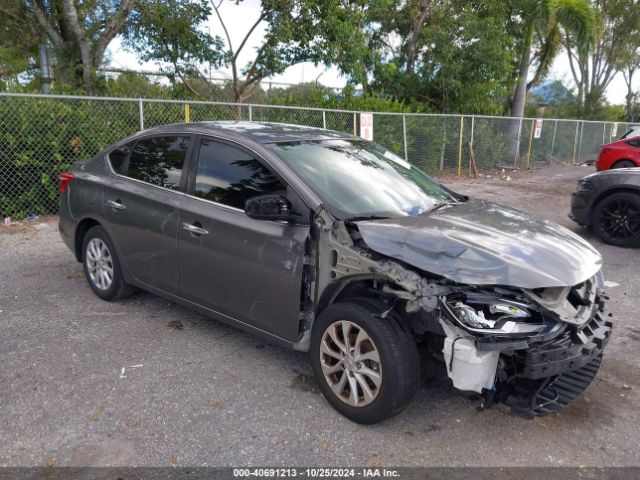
[194,139,286,210]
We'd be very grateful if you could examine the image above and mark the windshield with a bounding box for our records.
[269,139,459,219]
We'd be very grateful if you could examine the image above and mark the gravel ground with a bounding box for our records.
[0,165,638,468]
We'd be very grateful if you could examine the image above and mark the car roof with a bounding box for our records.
[137,121,357,144]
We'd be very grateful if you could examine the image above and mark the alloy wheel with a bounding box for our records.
[319,320,382,407]
[85,238,114,290]
[598,198,640,242]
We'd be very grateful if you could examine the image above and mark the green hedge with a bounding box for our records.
[0,97,140,218]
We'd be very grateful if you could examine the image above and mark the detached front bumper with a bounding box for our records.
[501,312,612,418]
[520,312,611,379]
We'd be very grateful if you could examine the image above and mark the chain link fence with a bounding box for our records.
[0,92,634,219]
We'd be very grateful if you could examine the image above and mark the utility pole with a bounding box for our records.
[39,45,54,94]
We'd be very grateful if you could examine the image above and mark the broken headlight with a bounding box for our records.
[442,290,557,336]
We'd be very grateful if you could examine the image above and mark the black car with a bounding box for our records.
[570,168,640,248]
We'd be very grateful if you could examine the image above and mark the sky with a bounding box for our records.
[107,0,637,105]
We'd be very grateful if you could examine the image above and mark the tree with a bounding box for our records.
[619,46,640,122]
[336,0,517,115]
[621,55,640,122]
[1,1,138,92]
[207,0,370,104]
[509,0,595,120]
[60,0,135,92]
[615,5,640,121]
[564,0,640,118]
[294,0,380,93]
[124,0,224,98]
[0,3,41,87]
[128,0,376,106]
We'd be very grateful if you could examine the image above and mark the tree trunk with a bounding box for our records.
[234,86,243,120]
[62,0,93,93]
[624,66,637,122]
[508,20,535,160]
[406,0,432,73]
[510,21,534,119]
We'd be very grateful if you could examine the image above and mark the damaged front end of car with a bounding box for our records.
[437,278,611,418]
[301,208,612,419]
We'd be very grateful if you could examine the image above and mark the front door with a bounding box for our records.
[177,137,310,342]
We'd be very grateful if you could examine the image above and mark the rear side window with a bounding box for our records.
[126,136,190,189]
[193,139,286,209]
[107,141,135,174]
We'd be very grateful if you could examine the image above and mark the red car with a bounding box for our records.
[596,128,640,170]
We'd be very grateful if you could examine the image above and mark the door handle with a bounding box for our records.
[182,222,209,236]
[106,199,126,211]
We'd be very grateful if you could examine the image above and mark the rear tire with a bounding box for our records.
[612,160,636,169]
[81,225,135,301]
[592,192,640,248]
[310,300,419,424]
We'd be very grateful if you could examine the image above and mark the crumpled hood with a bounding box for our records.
[355,199,602,288]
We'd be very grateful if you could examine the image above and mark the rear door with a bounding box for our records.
[177,137,310,342]
[103,135,192,295]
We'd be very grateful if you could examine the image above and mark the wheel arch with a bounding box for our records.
[611,159,638,169]
[317,276,391,316]
[74,218,102,262]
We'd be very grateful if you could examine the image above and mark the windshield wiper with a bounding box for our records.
[428,201,461,213]
[345,215,391,221]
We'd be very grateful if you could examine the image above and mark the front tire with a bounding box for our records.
[310,300,419,424]
[82,225,135,301]
[592,192,640,247]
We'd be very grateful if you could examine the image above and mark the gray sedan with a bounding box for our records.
[59,122,611,423]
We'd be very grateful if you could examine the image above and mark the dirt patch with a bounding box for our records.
[291,372,320,394]
[0,216,58,235]
[167,319,183,330]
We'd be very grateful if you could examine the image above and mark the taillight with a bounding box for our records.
[59,172,75,194]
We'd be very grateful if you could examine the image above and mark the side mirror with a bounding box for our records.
[245,194,291,221]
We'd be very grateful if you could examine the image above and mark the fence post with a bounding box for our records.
[602,123,606,145]
[439,118,446,171]
[550,119,558,163]
[138,98,144,131]
[248,104,253,122]
[457,116,464,176]
[468,115,475,175]
[526,119,535,169]
[402,115,408,161]
[577,121,585,163]
[572,121,580,164]
[513,117,523,169]
[322,110,326,130]
[184,103,190,123]
[353,112,357,136]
